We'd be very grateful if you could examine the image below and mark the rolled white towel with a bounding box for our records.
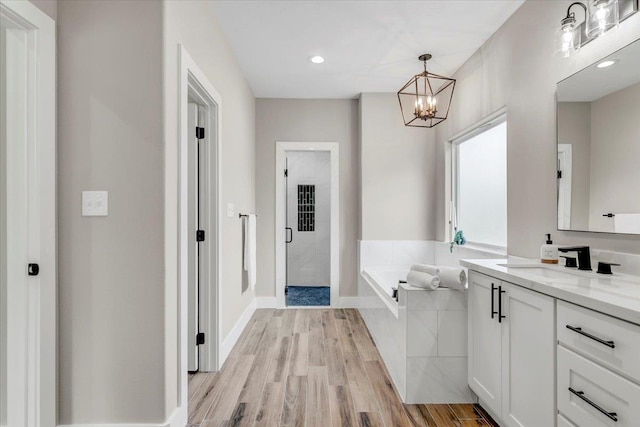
[406,270,440,290]
[438,267,467,291]
[410,264,440,276]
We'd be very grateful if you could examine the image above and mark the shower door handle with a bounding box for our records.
[285,227,293,243]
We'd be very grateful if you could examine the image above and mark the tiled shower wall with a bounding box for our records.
[286,151,330,286]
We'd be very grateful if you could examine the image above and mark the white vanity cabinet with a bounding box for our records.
[557,301,640,426]
[468,271,556,427]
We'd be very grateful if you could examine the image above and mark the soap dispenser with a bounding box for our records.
[540,234,558,264]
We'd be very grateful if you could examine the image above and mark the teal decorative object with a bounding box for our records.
[450,229,467,253]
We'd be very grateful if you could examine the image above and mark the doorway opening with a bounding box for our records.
[178,46,222,420]
[285,151,331,306]
[275,142,339,309]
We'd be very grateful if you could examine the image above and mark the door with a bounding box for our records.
[284,158,291,302]
[187,103,204,372]
[1,2,56,425]
[501,282,555,427]
[1,15,30,422]
[557,144,572,230]
[468,271,503,415]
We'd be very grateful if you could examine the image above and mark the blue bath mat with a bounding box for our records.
[286,286,330,306]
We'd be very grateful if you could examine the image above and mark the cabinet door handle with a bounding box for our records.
[568,388,618,422]
[498,285,506,323]
[566,325,615,349]
[491,283,498,319]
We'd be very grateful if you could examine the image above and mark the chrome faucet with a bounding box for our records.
[558,246,592,271]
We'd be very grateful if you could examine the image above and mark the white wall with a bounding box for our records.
[255,99,360,297]
[588,81,640,232]
[57,0,165,423]
[435,0,640,257]
[163,0,256,418]
[557,102,591,230]
[286,151,331,287]
[360,93,436,240]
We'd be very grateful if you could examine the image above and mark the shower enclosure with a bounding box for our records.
[285,151,331,306]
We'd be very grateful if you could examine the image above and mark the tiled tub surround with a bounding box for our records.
[357,240,498,404]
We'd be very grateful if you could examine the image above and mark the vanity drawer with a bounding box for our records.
[557,300,640,383]
[558,345,640,427]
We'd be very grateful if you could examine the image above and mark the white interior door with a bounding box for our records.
[1,14,30,424]
[187,103,199,372]
[558,144,572,230]
[0,2,56,425]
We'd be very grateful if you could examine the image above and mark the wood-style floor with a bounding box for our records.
[188,308,498,427]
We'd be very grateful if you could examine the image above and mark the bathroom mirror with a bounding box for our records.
[556,38,640,235]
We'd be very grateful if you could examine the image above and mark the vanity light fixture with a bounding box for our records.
[397,54,456,128]
[555,2,586,58]
[309,55,325,64]
[586,0,619,38]
[555,0,637,58]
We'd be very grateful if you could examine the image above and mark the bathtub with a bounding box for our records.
[360,267,407,317]
[356,240,499,404]
[359,265,473,403]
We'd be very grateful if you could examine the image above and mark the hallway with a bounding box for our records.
[188,308,498,427]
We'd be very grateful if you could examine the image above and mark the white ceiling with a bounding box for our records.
[558,39,640,102]
[211,1,525,99]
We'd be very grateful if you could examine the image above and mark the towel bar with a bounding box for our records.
[239,213,257,218]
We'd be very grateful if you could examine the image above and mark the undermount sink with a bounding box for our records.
[506,267,583,280]
[497,264,586,281]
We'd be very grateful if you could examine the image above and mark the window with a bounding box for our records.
[453,118,507,249]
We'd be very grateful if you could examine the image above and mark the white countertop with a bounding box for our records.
[461,258,640,326]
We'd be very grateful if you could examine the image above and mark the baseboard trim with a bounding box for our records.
[339,296,362,308]
[57,407,183,427]
[219,298,257,366]
[167,407,185,427]
[255,296,277,308]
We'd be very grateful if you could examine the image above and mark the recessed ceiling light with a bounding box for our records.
[309,55,325,64]
[597,60,617,68]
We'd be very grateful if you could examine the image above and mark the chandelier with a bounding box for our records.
[397,54,456,128]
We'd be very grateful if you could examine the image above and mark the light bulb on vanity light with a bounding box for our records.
[555,9,582,58]
[587,0,619,38]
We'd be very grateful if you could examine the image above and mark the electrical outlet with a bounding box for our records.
[227,203,234,218]
[82,191,108,216]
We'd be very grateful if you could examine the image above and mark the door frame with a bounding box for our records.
[275,142,339,309]
[0,1,56,426]
[178,45,222,409]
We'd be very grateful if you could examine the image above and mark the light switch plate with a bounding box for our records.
[227,203,234,218]
[82,191,108,216]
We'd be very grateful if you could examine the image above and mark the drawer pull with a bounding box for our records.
[566,325,615,349]
[568,387,618,422]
